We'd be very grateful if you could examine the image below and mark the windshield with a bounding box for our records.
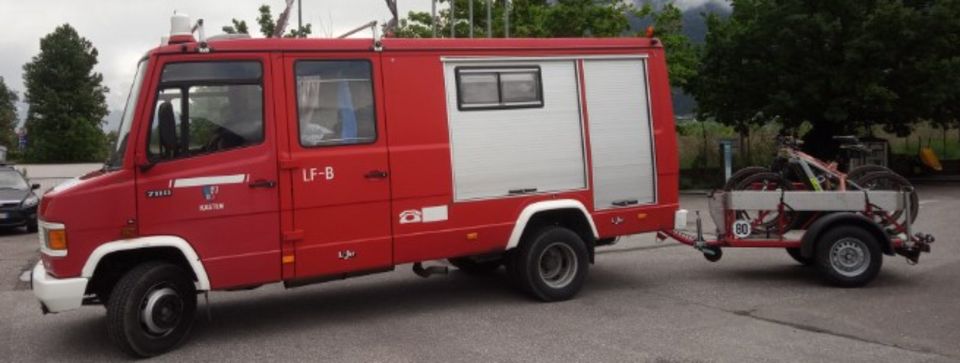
[106,60,148,169]
[0,170,28,190]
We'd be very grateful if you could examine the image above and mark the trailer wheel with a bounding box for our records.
[448,256,502,274]
[107,262,197,358]
[703,246,723,262]
[815,226,882,287]
[507,227,589,302]
[786,248,813,266]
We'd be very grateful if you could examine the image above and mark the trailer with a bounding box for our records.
[659,189,934,287]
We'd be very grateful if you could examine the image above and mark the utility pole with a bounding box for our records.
[504,0,510,38]
[469,0,474,38]
[486,0,491,37]
[431,0,437,37]
[297,0,302,30]
[450,0,456,38]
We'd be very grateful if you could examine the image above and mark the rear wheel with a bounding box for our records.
[856,171,919,224]
[448,256,502,274]
[815,226,882,287]
[107,262,197,358]
[507,227,589,302]
[723,166,769,190]
[733,172,798,235]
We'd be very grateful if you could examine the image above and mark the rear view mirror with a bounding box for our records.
[31,183,40,190]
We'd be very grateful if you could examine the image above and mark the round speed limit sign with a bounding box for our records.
[732,220,752,238]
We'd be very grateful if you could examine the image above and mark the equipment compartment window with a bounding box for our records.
[456,67,543,110]
[147,61,264,161]
[295,60,377,147]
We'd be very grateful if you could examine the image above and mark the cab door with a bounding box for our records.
[135,55,281,289]
[281,54,393,279]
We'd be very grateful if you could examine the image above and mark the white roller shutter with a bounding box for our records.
[583,58,656,209]
[443,60,586,201]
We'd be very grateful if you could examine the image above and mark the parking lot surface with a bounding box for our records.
[1,184,958,362]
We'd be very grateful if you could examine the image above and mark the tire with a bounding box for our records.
[855,171,919,224]
[107,262,197,358]
[733,172,798,234]
[26,220,38,233]
[846,165,891,183]
[723,166,769,190]
[507,227,589,302]
[786,248,813,266]
[448,256,502,274]
[815,225,883,287]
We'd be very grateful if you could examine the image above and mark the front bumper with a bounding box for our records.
[0,205,37,227]
[31,261,87,313]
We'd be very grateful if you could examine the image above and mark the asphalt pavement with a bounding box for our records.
[1,184,958,362]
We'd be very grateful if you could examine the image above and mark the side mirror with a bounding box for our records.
[31,183,40,190]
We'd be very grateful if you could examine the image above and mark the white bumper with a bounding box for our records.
[32,261,88,313]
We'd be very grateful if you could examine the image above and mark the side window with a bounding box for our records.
[148,61,263,161]
[295,60,377,147]
[456,67,543,110]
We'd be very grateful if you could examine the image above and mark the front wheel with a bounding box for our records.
[507,227,589,302]
[107,262,197,358]
[815,226,882,287]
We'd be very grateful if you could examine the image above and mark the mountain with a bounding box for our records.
[630,1,732,117]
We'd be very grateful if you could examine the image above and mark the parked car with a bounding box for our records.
[0,165,40,232]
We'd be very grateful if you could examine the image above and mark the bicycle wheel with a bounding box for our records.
[723,166,770,190]
[733,172,798,235]
[847,165,892,184]
[856,171,919,225]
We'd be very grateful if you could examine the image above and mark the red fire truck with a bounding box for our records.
[31,16,680,356]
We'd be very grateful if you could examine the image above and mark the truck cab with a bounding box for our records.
[33,15,679,357]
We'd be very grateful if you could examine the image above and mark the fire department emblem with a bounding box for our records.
[201,185,219,201]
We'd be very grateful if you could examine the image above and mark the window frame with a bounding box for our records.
[145,60,266,163]
[455,66,544,111]
[293,59,379,149]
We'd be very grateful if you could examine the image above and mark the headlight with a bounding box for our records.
[22,195,39,207]
[39,221,67,256]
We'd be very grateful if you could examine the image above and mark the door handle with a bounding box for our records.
[249,179,277,189]
[364,170,389,179]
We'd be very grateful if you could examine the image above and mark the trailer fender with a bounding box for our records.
[800,213,893,258]
[81,236,211,291]
[505,200,599,251]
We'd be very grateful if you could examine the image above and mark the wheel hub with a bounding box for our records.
[830,238,870,277]
[141,287,183,336]
[538,242,578,289]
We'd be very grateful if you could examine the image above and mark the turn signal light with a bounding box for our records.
[47,230,68,250]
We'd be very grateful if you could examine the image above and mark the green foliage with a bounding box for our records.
[0,77,19,151]
[691,0,960,151]
[22,24,108,163]
[650,3,700,91]
[222,19,250,34]
[223,4,311,38]
[394,0,635,38]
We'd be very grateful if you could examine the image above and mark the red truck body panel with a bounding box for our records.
[39,37,678,290]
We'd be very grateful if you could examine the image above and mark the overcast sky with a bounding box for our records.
[0,0,722,131]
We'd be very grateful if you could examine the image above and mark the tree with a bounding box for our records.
[223,4,311,38]
[394,0,637,39]
[222,19,250,34]
[690,0,942,160]
[22,24,109,163]
[0,77,18,152]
